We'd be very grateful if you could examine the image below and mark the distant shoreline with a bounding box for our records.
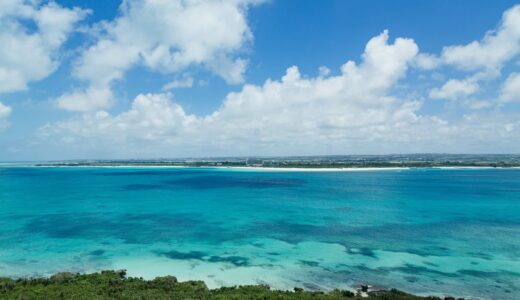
[3,154,520,170]
[3,164,520,171]
[213,166,519,171]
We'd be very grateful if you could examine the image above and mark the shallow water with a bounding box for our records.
[0,167,519,299]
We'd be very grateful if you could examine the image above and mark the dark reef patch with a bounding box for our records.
[166,175,305,189]
[457,269,520,278]
[96,170,207,177]
[207,255,249,266]
[378,264,457,277]
[467,251,493,260]
[423,261,440,267]
[89,249,105,256]
[299,260,320,267]
[159,250,250,267]
[405,276,419,283]
[23,212,226,244]
[244,219,514,259]
[352,264,390,275]
[347,247,377,258]
[119,175,305,191]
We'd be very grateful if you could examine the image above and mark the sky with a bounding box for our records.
[1,0,520,161]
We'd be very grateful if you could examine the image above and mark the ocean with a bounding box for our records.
[0,167,519,299]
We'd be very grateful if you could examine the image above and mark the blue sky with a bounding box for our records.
[1,0,520,161]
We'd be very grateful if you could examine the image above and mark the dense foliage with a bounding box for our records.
[0,270,451,300]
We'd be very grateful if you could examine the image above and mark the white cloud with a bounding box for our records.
[26,5,520,157]
[499,72,520,103]
[162,75,194,90]
[429,78,479,101]
[424,5,520,104]
[39,31,427,155]
[0,0,87,93]
[205,30,420,140]
[41,93,196,143]
[413,53,441,70]
[37,91,520,157]
[440,5,520,71]
[414,5,520,74]
[58,0,263,112]
[318,66,331,77]
[0,101,12,131]
[55,86,113,112]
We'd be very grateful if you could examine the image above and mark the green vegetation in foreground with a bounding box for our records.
[0,270,459,300]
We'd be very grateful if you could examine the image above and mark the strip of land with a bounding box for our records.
[0,270,461,300]
[20,154,520,169]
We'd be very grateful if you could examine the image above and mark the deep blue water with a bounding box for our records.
[0,167,519,299]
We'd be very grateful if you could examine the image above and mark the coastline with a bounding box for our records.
[215,166,411,172]
[3,164,520,171]
[216,166,520,171]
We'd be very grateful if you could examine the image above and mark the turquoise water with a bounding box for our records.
[0,167,519,299]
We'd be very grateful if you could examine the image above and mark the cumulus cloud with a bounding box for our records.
[429,78,479,101]
[27,5,520,157]
[39,31,427,155]
[0,0,87,93]
[426,5,520,103]
[37,92,520,157]
[418,4,520,74]
[58,0,262,112]
[0,101,12,131]
[499,72,520,103]
[55,86,113,112]
[40,93,196,142]
[413,53,441,70]
[440,5,520,71]
[204,30,420,141]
